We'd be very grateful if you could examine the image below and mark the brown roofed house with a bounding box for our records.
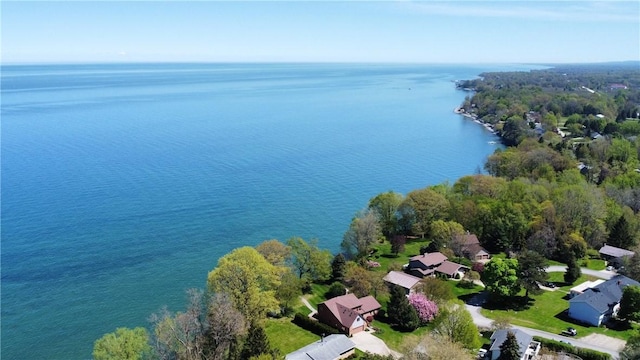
[435,260,467,279]
[317,294,381,336]
[383,271,422,294]
[455,233,491,262]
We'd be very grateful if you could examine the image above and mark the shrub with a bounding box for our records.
[466,271,481,281]
[292,313,340,336]
[533,336,611,360]
[457,279,477,289]
[472,262,485,273]
[325,282,346,299]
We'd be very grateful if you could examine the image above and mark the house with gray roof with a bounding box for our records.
[568,275,640,326]
[285,334,356,360]
[488,329,540,360]
[599,244,635,267]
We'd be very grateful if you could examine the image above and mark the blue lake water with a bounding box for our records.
[1,63,536,359]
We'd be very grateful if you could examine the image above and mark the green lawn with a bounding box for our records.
[371,319,430,351]
[368,237,429,273]
[480,274,636,341]
[581,258,606,271]
[449,280,484,299]
[265,317,319,355]
[305,283,331,309]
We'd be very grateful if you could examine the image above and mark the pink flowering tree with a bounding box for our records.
[408,293,439,323]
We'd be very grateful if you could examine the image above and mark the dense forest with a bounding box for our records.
[93,63,640,360]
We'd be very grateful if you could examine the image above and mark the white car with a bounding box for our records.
[477,349,487,359]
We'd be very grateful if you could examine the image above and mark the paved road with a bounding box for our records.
[546,266,616,280]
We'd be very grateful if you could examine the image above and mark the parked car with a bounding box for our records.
[477,349,487,359]
[546,282,557,288]
[562,327,577,336]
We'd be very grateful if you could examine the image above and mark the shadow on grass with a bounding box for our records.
[483,296,535,312]
[458,293,479,303]
[375,314,420,333]
[552,310,635,332]
[551,309,626,332]
[380,254,400,259]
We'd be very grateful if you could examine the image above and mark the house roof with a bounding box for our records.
[599,244,635,258]
[569,275,640,313]
[490,329,532,358]
[570,279,605,294]
[435,260,467,276]
[464,243,489,257]
[383,271,422,290]
[457,233,480,246]
[285,334,356,360]
[412,268,435,276]
[410,252,447,267]
[358,295,382,314]
[320,294,381,329]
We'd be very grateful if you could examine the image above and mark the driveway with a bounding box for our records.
[351,331,403,359]
[546,265,616,280]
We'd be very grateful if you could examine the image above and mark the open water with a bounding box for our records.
[1,63,536,359]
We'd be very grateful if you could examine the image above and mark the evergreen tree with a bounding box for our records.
[387,285,420,331]
[331,253,346,282]
[564,256,581,284]
[517,250,548,298]
[498,331,521,360]
[240,324,273,360]
[609,214,635,249]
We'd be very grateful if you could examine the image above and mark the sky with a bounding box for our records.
[1,1,639,64]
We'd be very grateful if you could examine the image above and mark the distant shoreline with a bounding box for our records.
[453,106,497,135]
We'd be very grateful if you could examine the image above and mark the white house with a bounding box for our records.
[488,329,540,360]
[568,275,640,326]
[285,334,356,360]
[569,279,605,298]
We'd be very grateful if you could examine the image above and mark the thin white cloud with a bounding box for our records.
[402,1,639,23]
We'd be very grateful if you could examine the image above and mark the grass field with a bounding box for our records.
[265,317,320,355]
[368,237,429,273]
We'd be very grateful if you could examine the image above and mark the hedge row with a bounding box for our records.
[293,313,340,336]
[533,336,612,360]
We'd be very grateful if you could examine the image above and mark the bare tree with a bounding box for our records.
[205,293,248,360]
[150,289,207,360]
[341,209,382,258]
[150,289,247,360]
